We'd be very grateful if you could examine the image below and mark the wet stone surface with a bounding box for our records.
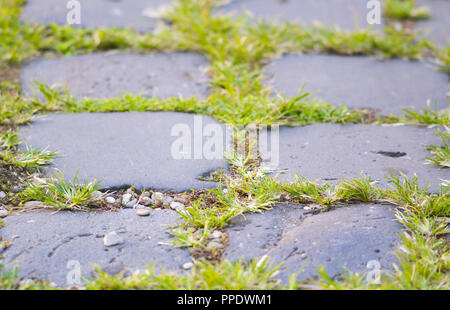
[21,52,210,99]
[224,203,403,283]
[260,124,448,193]
[0,209,190,287]
[217,0,383,30]
[265,54,449,115]
[21,0,173,32]
[19,112,228,192]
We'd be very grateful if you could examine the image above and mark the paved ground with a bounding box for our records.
[217,0,383,31]
[1,209,190,286]
[224,203,403,283]
[260,124,448,193]
[22,52,210,99]
[21,0,173,32]
[265,55,448,115]
[19,112,228,192]
[1,0,448,287]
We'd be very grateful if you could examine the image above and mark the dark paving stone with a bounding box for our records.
[21,0,173,32]
[265,54,449,115]
[416,0,450,45]
[0,209,190,287]
[261,124,448,193]
[21,52,210,99]
[19,112,228,192]
[224,203,403,283]
[217,0,383,30]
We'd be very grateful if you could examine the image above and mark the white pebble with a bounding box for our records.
[105,197,116,204]
[103,231,124,247]
[121,193,132,206]
[182,262,194,270]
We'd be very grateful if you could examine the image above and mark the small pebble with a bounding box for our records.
[90,191,103,200]
[126,199,137,209]
[142,191,151,198]
[211,230,222,239]
[182,262,194,270]
[121,193,132,206]
[140,196,152,206]
[136,209,150,217]
[207,241,224,250]
[151,192,163,201]
[23,200,46,208]
[170,201,185,211]
[0,209,8,218]
[103,231,124,247]
[105,197,116,204]
[0,191,6,199]
[162,196,173,204]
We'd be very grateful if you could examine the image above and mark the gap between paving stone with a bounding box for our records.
[19,112,229,192]
[21,52,210,99]
[20,0,173,33]
[264,54,449,115]
[0,209,190,287]
[224,203,403,283]
[259,124,449,193]
[217,0,384,31]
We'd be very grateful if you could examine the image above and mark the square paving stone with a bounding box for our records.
[416,0,450,45]
[19,112,228,192]
[265,54,449,115]
[217,0,383,30]
[260,124,449,193]
[0,209,190,287]
[21,0,173,32]
[225,203,403,283]
[21,52,210,99]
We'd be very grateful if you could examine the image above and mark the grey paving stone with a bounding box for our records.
[416,0,450,45]
[217,0,383,30]
[21,0,173,32]
[224,203,403,283]
[265,54,449,115]
[19,112,228,192]
[260,124,448,193]
[21,52,210,99]
[0,209,190,287]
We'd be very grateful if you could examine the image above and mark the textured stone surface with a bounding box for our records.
[416,0,450,45]
[265,54,449,115]
[21,52,210,99]
[224,204,403,283]
[217,0,382,30]
[21,0,173,32]
[0,209,190,287]
[19,112,228,192]
[260,124,448,193]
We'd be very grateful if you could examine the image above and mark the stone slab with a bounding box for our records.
[217,0,383,30]
[416,0,450,45]
[224,204,403,283]
[261,124,449,193]
[21,0,173,32]
[0,209,190,287]
[265,54,449,115]
[21,52,210,99]
[19,112,228,192]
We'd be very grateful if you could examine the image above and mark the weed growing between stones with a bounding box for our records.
[0,0,448,290]
[85,257,299,290]
[18,170,104,211]
[384,0,431,21]
[425,127,450,168]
